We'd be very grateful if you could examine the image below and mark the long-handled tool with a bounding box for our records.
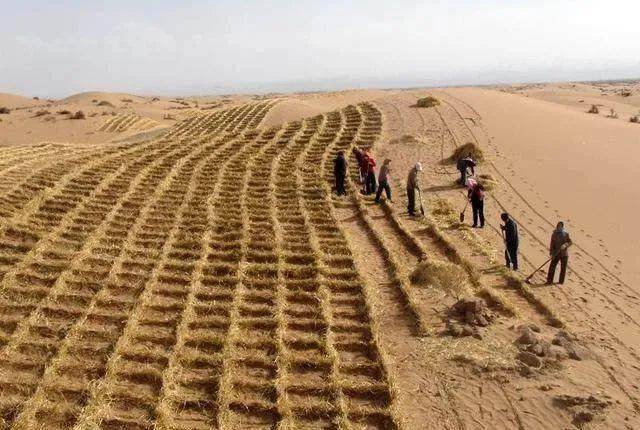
[459,200,469,223]
[417,188,425,216]
[502,230,511,266]
[524,244,572,284]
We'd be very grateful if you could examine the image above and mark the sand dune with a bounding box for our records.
[448,86,640,286]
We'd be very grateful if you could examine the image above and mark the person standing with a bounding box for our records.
[333,151,347,196]
[501,212,518,270]
[352,148,366,192]
[546,221,573,285]
[468,183,485,228]
[375,159,392,203]
[457,155,476,186]
[406,163,423,216]
[364,151,377,195]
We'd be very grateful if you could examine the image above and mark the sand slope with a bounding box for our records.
[449,87,640,286]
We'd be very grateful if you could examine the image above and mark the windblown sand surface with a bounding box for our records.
[0,81,638,429]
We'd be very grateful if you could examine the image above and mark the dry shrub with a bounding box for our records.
[630,115,639,123]
[33,96,40,100]
[151,97,160,102]
[410,260,470,299]
[34,109,51,117]
[57,110,72,115]
[0,107,10,114]
[70,110,86,120]
[587,105,599,114]
[97,100,115,108]
[44,116,56,122]
[121,98,133,103]
[416,96,440,108]
[449,142,484,163]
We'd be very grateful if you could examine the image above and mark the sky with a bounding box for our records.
[1,0,639,97]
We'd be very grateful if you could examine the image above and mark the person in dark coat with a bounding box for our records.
[457,155,476,186]
[333,151,347,196]
[375,159,392,203]
[546,221,573,284]
[500,212,518,270]
[468,183,485,228]
[352,148,366,192]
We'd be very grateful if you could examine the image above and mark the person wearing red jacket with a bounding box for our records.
[363,151,377,195]
[468,183,485,228]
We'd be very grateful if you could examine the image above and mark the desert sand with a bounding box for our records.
[0,80,638,429]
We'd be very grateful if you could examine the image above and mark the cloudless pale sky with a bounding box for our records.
[1,0,639,97]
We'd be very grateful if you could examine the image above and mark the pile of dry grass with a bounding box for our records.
[477,173,498,190]
[411,260,470,299]
[449,142,484,163]
[0,107,10,114]
[416,96,440,108]
[70,110,86,120]
[97,100,115,107]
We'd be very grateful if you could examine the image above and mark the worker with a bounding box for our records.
[457,154,476,186]
[546,221,573,285]
[352,148,365,192]
[375,159,392,203]
[406,163,423,216]
[363,150,377,195]
[333,151,347,196]
[500,212,518,270]
[468,182,485,228]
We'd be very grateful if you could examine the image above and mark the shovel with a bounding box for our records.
[524,243,572,284]
[459,200,469,223]
[502,230,511,266]
[417,188,425,216]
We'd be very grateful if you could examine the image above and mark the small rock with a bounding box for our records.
[566,344,592,361]
[464,310,476,325]
[531,343,544,356]
[517,351,542,368]
[448,323,463,337]
[519,323,541,333]
[516,327,538,345]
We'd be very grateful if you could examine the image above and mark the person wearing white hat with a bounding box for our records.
[406,162,423,216]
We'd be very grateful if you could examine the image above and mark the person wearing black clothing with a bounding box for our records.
[546,221,573,284]
[468,183,485,228]
[500,212,519,270]
[333,151,347,196]
[457,155,476,186]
